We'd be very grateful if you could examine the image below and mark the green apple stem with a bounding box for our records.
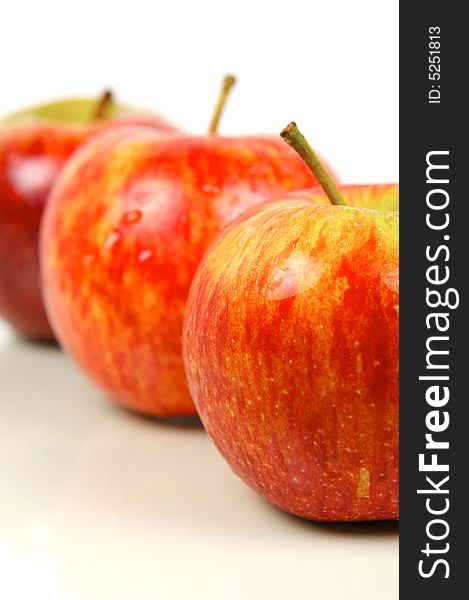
[281,122,345,206]
[209,75,236,135]
[93,89,114,120]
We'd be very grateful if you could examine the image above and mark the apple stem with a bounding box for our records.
[281,122,345,206]
[93,89,114,120]
[209,75,236,135]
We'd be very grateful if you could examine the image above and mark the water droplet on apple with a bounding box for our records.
[103,230,121,251]
[266,253,325,300]
[138,249,153,263]
[121,210,143,225]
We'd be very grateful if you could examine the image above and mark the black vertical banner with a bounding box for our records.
[400,2,467,597]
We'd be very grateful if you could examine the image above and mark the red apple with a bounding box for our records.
[40,112,324,416]
[182,123,399,521]
[0,92,175,340]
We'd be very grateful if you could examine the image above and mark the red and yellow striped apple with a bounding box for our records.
[0,92,175,340]
[40,112,323,416]
[183,124,399,520]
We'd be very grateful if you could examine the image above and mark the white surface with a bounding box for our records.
[0,322,398,600]
[0,0,398,184]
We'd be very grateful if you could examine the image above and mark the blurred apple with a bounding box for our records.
[40,90,324,416]
[183,123,399,520]
[0,92,175,340]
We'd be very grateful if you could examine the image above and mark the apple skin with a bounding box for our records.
[0,98,175,340]
[183,184,399,521]
[40,126,321,416]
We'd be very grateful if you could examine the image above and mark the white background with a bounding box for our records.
[0,1,399,599]
[0,0,398,183]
